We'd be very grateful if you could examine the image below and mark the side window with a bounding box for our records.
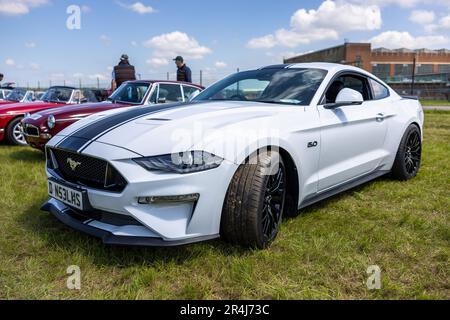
[149,85,158,104]
[183,86,200,101]
[71,90,81,103]
[83,90,99,102]
[325,74,371,104]
[25,92,34,102]
[369,79,389,100]
[339,75,371,100]
[158,84,183,103]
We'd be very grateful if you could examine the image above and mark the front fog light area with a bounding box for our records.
[133,151,223,174]
[138,193,200,204]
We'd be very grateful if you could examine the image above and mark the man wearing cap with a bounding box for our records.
[174,56,192,83]
[112,54,136,91]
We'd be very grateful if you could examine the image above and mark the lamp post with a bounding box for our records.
[411,53,417,96]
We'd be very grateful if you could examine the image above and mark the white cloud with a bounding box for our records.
[0,0,48,16]
[100,34,111,46]
[424,13,450,32]
[81,5,91,13]
[369,31,449,49]
[131,40,138,47]
[247,0,381,49]
[107,66,114,71]
[347,0,420,7]
[409,10,435,25]
[215,61,227,68]
[118,1,156,14]
[146,57,169,66]
[440,14,450,28]
[50,73,65,80]
[29,62,39,70]
[89,74,109,81]
[143,31,212,59]
[348,0,449,8]
[25,41,36,48]
[5,58,15,66]
[247,35,276,49]
[73,72,84,78]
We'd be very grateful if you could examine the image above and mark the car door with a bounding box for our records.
[317,72,389,191]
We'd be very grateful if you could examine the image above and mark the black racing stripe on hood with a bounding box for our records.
[57,137,90,152]
[69,102,184,141]
[56,102,198,152]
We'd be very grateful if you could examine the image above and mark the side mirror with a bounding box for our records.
[158,97,167,104]
[325,88,364,109]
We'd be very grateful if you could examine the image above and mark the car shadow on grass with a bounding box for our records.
[9,149,45,163]
[17,175,394,267]
[18,199,249,268]
[289,175,393,218]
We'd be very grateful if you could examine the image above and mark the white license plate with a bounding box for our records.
[48,180,84,210]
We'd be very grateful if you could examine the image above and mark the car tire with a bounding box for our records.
[391,124,422,181]
[6,117,27,146]
[221,151,287,249]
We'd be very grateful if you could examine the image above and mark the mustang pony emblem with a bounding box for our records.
[67,158,82,171]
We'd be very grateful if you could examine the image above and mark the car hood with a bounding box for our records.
[0,101,16,106]
[35,101,129,118]
[55,101,284,158]
[0,101,65,114]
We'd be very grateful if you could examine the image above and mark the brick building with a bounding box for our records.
[284,42,450,99]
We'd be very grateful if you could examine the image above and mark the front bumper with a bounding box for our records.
[42,198,219,246]
[44,141,239,246]
[24,134,48,150]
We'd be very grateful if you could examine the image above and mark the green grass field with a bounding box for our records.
[0,110,449,300]
[420,100,450,107]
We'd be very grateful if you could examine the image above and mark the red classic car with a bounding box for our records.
[0,86,98,145]
[23,80,203,150]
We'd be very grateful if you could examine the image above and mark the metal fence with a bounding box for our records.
[12,69,241,91]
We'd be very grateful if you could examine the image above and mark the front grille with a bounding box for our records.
[24,124,39,137]
[49,148,127,192]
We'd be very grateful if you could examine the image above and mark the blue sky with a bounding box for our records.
[1,0,449,87]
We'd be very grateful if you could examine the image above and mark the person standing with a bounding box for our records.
[111,54,136,91]
[0,73,3,87]
[174,56,192,83]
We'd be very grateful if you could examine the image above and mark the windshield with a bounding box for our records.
[109,82,151,104]
[41,87,74,103]
[193,68,327,106]
[6,88,27,102]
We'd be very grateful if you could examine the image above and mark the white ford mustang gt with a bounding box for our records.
[43,63,424,248]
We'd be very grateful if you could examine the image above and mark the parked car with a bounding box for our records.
[0,88,38,106]
[23,80,203,150]
[42,63,424,248]
[0,88,12,101]
[35,91,46,101]
[0,86,98,145]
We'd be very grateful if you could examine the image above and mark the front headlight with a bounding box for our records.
[47,115,56,129]
[133,151,223,174]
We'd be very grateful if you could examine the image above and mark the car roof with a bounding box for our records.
[49,86,76,90]
[127,80,204,88]
[258,62,382,81]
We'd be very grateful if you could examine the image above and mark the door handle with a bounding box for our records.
[376,113,386,122]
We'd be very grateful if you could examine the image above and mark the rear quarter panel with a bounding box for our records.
[380,96,424,171]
